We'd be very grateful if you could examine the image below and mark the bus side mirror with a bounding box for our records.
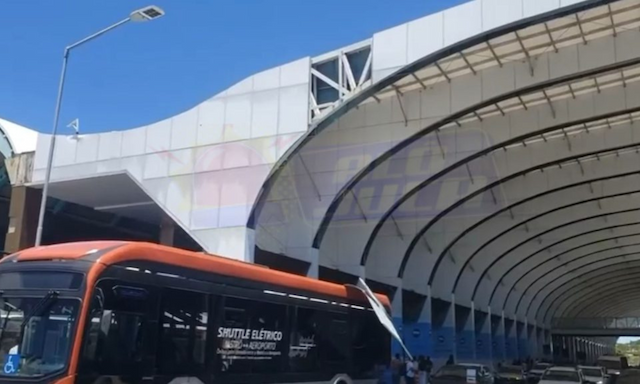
[100,310,113,337]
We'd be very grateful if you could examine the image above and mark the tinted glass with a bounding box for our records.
[0,297,79,377]
[582,368,602,377]
[499,366,523,374]
[435,365,467,378]
[217,297,287,375]
[79,279,158,377]
[350,308,390,375]
[541,370,580,382]
[0,272,83,290]
[157,289,209,375]
[598,360,622,370]
[289,306,319,372]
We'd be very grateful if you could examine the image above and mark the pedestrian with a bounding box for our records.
[418,355,427,384]
[425,356,433,383]
[405,356,416,384]
[446,354,455,365]
[391,353,403,384]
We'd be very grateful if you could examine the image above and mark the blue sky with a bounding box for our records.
[0,0,467,134]
[618,336,640,344]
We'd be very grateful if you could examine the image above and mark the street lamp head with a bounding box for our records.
[130,5,165,22]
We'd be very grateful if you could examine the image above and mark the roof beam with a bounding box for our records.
[459,51,476,75]
[515,31,534,76]
[542,90,556,118]
[575,14,588,45]
[412,73,427,90]
[608,4,617,38]
[486,40,503,68]
[434,61,451,83]
[544,23,559,53]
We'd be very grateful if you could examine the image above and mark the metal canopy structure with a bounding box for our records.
[249,0,640,332]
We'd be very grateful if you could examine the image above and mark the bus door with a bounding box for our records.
[77,279,159,384]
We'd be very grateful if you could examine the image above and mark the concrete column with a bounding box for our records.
[501,312,509,362]
[450,294,458,361]
[404,292,431,359]
[471,302,477,361]
[474,304,492,366]
[504,314,517,362]
[432,293,455,366]
[455,300,473,361]
[491,309,505,364]
[5,186,40,253]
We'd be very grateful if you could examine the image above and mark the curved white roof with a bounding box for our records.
[0,117,37,154]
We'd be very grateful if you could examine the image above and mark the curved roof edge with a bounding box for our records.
[247,0,615,229]
[0,117,37,155]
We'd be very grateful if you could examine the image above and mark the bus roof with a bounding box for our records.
[12,241,391,308]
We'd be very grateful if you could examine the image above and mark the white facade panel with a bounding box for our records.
[97,131,123,161]
[251,90,279,138]
[170,107,198,150]
[194,144,223,173]
[481,0,523,31]
[253,67,281,92]
[277,85,308,134]
[197,98,225,146]
[191,169,221,230]
[96,158,122,174]
[33,136,50,170]
[145,120,171,153]
[224,94,252,142]
[168,148,194,176]
[443,1,482,47]
[226,76,254,96]
[372,24,408,72]
[523,0,560,18]
[121,156,145,180]
[121,127,146,157]
[143,152,169,180]
[407,13,444,64]
[53,136,77,167]
[279,58,310,88]
[75,134,99,163]
[165,174,193,227]
[192,227,254,262]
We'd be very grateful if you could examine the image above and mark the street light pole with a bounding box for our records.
[34,6,165,247]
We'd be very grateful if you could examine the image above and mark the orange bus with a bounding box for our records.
[0,241,391,384]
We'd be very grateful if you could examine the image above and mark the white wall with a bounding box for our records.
[31,57,310,261]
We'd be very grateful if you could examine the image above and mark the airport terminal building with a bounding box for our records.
[4,0,638,363]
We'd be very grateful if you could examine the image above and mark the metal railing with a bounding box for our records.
[552,317,640,329]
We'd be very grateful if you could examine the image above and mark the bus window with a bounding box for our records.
[315,311,350,372]
[79,279,158,378]
[288,306,351,373]
[157,288,209,376]
[217,297,287,375]
[289,307,319,372]
[351,308,390,376]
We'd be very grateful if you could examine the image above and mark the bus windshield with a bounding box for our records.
[0,296,79,377]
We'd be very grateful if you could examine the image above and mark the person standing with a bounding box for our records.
[391,353,403,384]
[418,356,427,384]
[405,357,416,384]
[425,356,433,383]
[446,354,455,366]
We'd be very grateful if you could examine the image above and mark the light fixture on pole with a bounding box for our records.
[34,5,165,247]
